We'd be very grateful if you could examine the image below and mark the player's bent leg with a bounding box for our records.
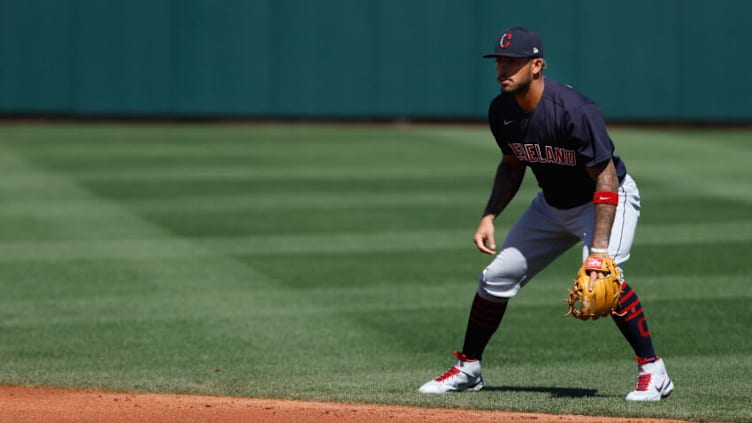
[418,352,484,394]
[419,203,574,394]
[612,282,674,401]
[418,254,522,394]
[456,248,527,360]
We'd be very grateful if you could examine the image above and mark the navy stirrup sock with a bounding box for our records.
[461,293,508,360]
[612,282,656,359]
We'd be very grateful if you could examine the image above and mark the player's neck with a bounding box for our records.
[515,78,544,113]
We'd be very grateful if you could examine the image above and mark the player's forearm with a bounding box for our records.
[589,160,619,250]
[592,204,616,250]
[483,160,525,217]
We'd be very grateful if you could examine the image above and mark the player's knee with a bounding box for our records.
[477,247,528,300]
[478,271,524,299]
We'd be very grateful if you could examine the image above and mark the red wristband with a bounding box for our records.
[593,191,618,205]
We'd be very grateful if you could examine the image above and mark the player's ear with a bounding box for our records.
[532,58,545,77]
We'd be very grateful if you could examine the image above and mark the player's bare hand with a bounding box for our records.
[588,270,606,292]
[587,251,609,292]
[474,215,497,255]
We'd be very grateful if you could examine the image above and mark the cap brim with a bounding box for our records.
[483,53,541,58]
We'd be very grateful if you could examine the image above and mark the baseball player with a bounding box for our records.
[418,27,673,401]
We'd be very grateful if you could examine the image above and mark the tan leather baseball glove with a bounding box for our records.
[565,255,623,320]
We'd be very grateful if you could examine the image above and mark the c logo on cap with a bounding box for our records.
[500,33,512,48]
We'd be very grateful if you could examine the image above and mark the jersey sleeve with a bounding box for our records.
[488,95,514,155]
[568,103,615,167]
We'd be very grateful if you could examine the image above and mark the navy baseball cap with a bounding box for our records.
[483,27,544,59]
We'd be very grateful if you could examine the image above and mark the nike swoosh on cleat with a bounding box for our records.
[655,381,666,392]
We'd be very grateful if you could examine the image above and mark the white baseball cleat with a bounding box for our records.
[625,356,674,401]
[418,352,484,394]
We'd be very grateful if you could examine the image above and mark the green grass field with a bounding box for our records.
[0,122,750,422]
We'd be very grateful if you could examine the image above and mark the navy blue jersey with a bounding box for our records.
[488,79,627,209]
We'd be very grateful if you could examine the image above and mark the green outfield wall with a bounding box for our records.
[0,0,748,121]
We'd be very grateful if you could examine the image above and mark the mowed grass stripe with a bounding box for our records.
[0,149,168,240]
[0,144,279,286]
[0,165,488,182]
[54,166,489,182]
[637,167,752,203]
[614,128,752,203]
[0,191,490,217]
[0,229,470,261]
[6,250,743,319]
[1,218,749,260]
[0,165,487,185]
[635,220,752,244]
[1,124,487,174]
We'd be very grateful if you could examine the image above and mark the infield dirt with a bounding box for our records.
[0,385,699,423]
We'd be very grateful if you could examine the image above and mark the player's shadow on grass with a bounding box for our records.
[484,386,616,398]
